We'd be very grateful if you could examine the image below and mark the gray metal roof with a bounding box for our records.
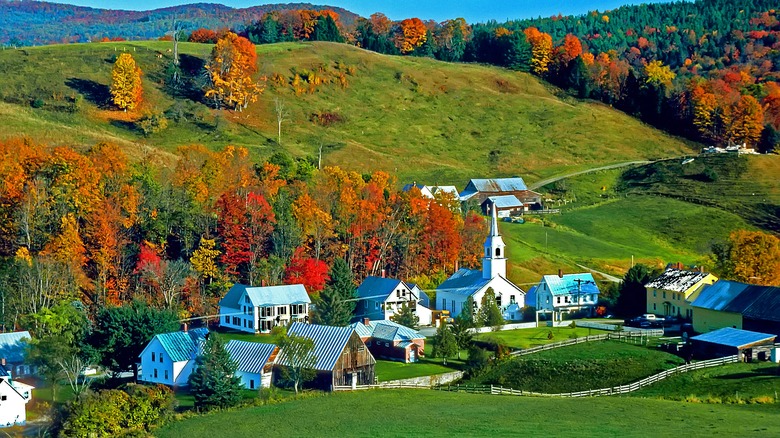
[484,195,523,209]
[0,331,31,363]
[540,273,600,297]
[436,268,492,297]
[348,320,424,342]
[465,178,528,193]
[220,284,311,309]
[150,328,209,362]
[691,327,776,348]
[281,322,355,371]
[691,280,750,311]
[357,276,405,299]
[645,269,712,293]
[224,340,277,375]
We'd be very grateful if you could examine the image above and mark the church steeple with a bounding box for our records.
[483,205,506,279]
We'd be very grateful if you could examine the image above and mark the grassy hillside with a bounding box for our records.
[155,389,780,437]
[0,40,695,184]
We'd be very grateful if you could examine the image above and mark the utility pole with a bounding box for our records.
[318,143,323,170]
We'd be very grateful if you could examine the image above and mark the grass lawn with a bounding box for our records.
[212,327,277,344]
[174,388,270,411]
[470,341,684,393]
[375,337,467,382]
[155,389,780,437]
[474,326,607,349]
[631,362,780,403]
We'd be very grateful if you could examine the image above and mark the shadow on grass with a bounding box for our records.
[716,368,780,379]
[65,78,111,108]
[109,119,137,132]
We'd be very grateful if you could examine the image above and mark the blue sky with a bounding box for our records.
[50,0,669,22]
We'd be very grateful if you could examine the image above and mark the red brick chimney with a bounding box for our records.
[1,358,5,367]
[363,317,370,326]
[381,269,386,278]
[261,279,266,287]
[558,269,563,278]
[182,323,188,333]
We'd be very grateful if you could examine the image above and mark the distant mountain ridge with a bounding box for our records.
[0,0,360,45]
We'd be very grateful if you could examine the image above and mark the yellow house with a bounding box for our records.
[692,280,780,335]
[645,268,718,319]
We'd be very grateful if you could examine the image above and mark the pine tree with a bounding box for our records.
[449,317,473,360]
[478,288,504,329]
[314,258,356,326]
[615,264,654,317]
[391,303,419,329]
[110,53,142,111]
[188,333,242,411]
[503,31,532,72]
[459,295,477,328]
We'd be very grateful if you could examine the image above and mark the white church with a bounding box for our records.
[436,207,525,321]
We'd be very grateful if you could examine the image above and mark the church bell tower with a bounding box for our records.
[483,206,506,279]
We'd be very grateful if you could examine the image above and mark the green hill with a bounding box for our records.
[0,40,695,184]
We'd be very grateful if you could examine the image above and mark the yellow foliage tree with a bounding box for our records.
[524,27,553,75]
[190,237,222,281]
[110,53,143,111]
[204,32,264,111]
[729,230,780,286]
[643,60,676,87]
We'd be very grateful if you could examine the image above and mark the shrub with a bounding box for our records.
[31,97,44,108]
[136,112,169,136]
[311,111,345,126]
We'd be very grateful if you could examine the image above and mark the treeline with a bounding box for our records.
[0,138,485,334]
[224,1,780,151]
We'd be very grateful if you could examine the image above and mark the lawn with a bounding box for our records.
[375,337,467,382]
[470,341,684,393]
[212,328,276,344]
[631,362,780,402]
[474,326,607,349]
[155,389,780,437]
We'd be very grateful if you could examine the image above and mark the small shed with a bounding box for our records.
[224,340,277,390]
[691,327,776,360]
[482,195,524,217]
[278,322,375,391]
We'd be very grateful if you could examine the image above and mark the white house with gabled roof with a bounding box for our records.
[0,362,33,428]
[138,326,208,387]
[224,340,278,390]
[355,276,432,326]
[219,284,311,333]
[436,207,525,321]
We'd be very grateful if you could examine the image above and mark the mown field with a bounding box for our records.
[154,389,780,437]
[474,326,606,349]
[0,40,694,184]
[469,341,684,393]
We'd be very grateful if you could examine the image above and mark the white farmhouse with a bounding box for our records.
[219,284,311,334]
[531,272,601,321]
[0,362,34,428]
[138,327,208,387]
[355,276,432,326]
[436,207,525,321]
[224,340,278,390]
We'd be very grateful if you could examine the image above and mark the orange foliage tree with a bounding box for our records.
[204,32,264,111]
[395,18,428,54]
[524,27,553,75]
[188,28,218,43]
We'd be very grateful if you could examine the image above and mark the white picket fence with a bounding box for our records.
[436,355,739,398]
[508,330,664,357]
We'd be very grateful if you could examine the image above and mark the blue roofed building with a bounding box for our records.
[138,326,208,387]
[0,331,33,378]
[459,177,542,209]
[690,327,776,360]
[532,271,601,321]
[219,284,311,334]
[355,275,432,326]
[481,195,525,218]
[348,319,425,363]
[224,340,278,390]
[278,322,375,391]
[436,208,525,321]
[692,280,780,336]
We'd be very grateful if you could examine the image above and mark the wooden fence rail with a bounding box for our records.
[434,355,739,398]
[509,330,664,357]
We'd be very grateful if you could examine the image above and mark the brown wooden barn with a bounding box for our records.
[279,322,376,390]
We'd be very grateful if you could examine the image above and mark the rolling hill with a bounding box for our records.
[0,40,696,184]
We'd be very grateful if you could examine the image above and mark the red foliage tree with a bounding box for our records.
[284,247,330,297]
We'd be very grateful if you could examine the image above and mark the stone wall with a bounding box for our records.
[380,370,464,387]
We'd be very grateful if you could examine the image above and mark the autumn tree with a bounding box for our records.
[713,230,780,286]
[728,95,764,146]
[110,53,142,111]
[283,247,329,297]
[524,27,553,75]
[394,18,427,54]
[204,32,264,111]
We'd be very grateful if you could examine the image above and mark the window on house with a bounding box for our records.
[154,369,158,378]
[496,295,501,307]
[451,300,455,313]
[653,303,657,310]
[375,302,380,310]
[164,370,168,380]
[224,316,229,323]
[250,380,255,389]
[510,295,516,304]
[663,291,666,299]
[397,290,401,298]
[152,352,156,362]
[496,248,501,257]
[557,297,561,304]
[653,290,656,297]
[159,354,163,363]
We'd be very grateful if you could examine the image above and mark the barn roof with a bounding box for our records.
[348,320,424,342]
[224,340,277,375]
[484,195,523,209]
[220,284,311,309]
[149,328,209,362]
[724,284,780,322]
[692,280,751,311]
[467,178,528,192]
[0,331,31,363]
[282,322,355,371]
[645,269,713,293]
[541,273,600,296]
[691,327,776,349]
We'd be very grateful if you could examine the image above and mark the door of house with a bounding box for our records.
[409,348,416,363]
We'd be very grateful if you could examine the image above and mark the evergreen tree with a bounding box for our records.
[615,264,654,317]
[503,31,532,71]
[449,317,473,359]
[312,15,344,43]
[391,303,419,329]
[458,295,476,328]
[314,258,356,326]
[478,288,504,328]
[188,333,242,411]
[568,55,592,98]
[431,323,457,365]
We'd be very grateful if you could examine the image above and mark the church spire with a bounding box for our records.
[483,205,506,279]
